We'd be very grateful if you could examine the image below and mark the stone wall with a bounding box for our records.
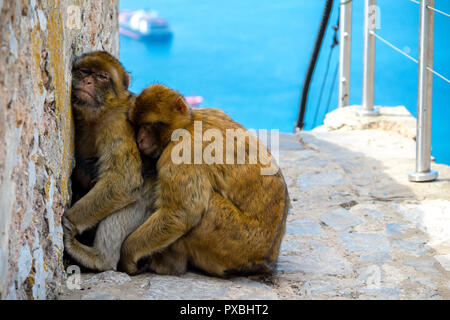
[0,0,119,299]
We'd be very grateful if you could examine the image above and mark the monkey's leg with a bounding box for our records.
[139,192,274,277]
[64,197,151,271]
[147,243,188,276]
[119,207,199,275]
[178,192,275,277]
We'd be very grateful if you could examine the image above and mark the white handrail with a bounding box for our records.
[338,0,352,108]
[337,0,448,182]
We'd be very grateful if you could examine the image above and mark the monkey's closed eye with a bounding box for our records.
[96,73,109,81]
[79,68,91,76]
[142,123,154,130]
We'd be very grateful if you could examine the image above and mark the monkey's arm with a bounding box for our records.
[119,208,189,274]
[72,157,99,189]
[119,164,210,274]
[64,178,139,234]
[65,137,143,234]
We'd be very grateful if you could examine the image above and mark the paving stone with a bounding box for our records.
[358,287,401,300]
[360,252,391,265]
[286,219,323,236]
[87,271,132,285]
[309,240,331,253]
[277,250,352,276]
[277,133,303,151]
[339,200,359,209]
[434,254,450,272]
[284,177,293,186]
[381,265,409,283]
[291,150,316,160]
[81,292,116,300]
[325,192,357,207]
[339,233,392,253]
[404,259,441,275]
[392,201,450,248]
[280,239,304,254]
[142,274,278,300]
[280,239,331,255]
[320,208,362,231]
[357,266,382,286]
[296,170,348,191]
[303,158,329,168]
[386,223,410,235]
[227,278,278,300]
[414,289,441,300]
[297,280,338,298]
[364,208,385,222]
[408,276,436,289]
[144,275,231,300]
[57,131,450,301]
[392,238,429,257]
[231,294,276,300]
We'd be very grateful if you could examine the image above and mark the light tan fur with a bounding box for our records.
[64,51,154,271]
[120,84,289,277]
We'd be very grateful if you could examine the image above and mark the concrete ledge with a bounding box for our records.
[313,106,417,140]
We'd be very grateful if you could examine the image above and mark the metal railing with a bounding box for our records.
[338,0,352,108]
[338,0,450,182]
[360,0,379,116]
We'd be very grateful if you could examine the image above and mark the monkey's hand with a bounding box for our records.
[64,173,141,234]
[119,234,152,275]
[62,216,78,236]
[89,178,98,189]
[62,216,79,253]
[118,253,139,275]
[63,208,81,236]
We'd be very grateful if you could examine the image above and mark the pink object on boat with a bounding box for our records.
[185,96,204,107]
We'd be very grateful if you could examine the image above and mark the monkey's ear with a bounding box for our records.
[174,96,188,115]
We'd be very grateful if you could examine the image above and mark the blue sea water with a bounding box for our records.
[119,0,450,165]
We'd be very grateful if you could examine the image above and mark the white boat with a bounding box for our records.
[119,10,173,41]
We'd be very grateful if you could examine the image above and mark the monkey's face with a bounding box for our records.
[130,84,190,126]
[71,51,130,112]
[137,124,161,158]
[71,67,111,108]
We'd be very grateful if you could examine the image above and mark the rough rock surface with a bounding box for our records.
[59,117,450,300]
[314,105,417,140]
[0,0,119,299]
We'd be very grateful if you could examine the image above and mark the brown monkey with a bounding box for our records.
[64,51,156,271]
[120,84,289,277]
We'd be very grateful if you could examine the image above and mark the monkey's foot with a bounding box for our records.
[62,217,78,252]
[119,257,139,275]
[62,216,78,235]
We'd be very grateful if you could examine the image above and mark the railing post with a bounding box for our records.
[409,0,438,182]
[359,0,379,116]
[338,0,352,108]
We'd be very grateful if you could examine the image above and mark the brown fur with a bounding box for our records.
[64,51,154,271]
[120,84,289,277]
[71,157,98,204]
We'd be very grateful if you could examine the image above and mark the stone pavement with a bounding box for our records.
[58,114,450,300]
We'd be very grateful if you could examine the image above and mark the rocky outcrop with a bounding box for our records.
[0,0,119,299]
[313,105,417,140]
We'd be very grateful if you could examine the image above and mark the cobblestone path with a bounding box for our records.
[59,130,450,300]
